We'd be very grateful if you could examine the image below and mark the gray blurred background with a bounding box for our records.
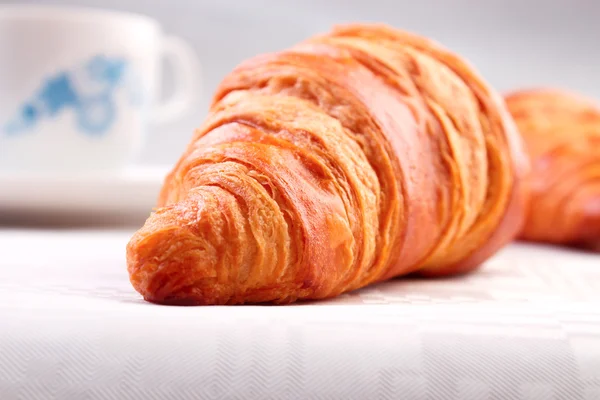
[5,0,599,165]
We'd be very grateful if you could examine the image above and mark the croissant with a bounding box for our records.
[127,23,528,305]
[505,88,600,249]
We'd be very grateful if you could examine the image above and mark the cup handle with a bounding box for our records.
[152,35,202,124]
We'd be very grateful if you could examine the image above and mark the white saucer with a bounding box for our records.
[0,166,171,226]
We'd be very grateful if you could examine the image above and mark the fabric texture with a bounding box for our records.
[1,229,599,400]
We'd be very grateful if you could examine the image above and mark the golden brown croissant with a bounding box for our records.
[127,23,528,305]
[505,88,600,249]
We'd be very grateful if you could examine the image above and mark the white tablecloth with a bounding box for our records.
[1,229,599,400]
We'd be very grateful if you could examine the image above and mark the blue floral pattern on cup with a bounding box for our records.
[3,55,143,137]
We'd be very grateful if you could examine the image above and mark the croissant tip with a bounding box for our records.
[126,212,222,305]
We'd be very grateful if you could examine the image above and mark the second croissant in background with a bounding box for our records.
[506,89,600,250]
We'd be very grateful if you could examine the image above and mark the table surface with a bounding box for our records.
[1,229,599,400]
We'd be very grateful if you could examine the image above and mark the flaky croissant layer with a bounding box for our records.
[505,88,600,249]
[127,23,529,305]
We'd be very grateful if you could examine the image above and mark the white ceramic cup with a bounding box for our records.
[0,5,201,174]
